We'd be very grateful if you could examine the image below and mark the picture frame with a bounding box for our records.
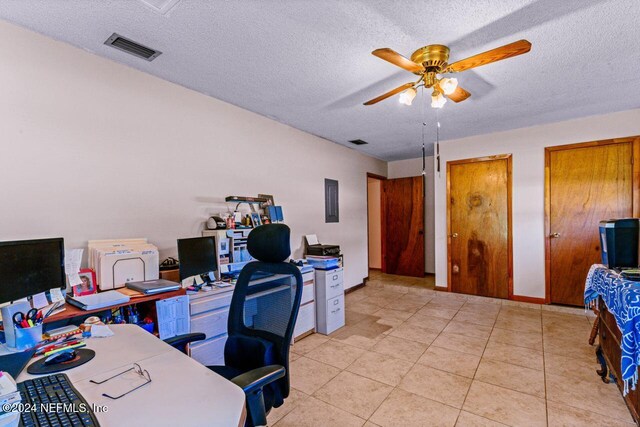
[258,194,275,209]
[250,212,262,228]
[73,268,97,297]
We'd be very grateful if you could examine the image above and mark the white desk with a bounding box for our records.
[188,271,315,365]
[14,325,246,427]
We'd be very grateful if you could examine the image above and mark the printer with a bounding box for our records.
[305,234,340,256]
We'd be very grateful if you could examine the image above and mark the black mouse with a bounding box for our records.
[44,350,76,366]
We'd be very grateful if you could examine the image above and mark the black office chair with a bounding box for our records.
[166,224,303,427]
[164,332,206,353]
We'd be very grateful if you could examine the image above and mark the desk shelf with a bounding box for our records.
[44,288,186,324]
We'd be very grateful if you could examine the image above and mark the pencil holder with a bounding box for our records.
[13,324,43,351]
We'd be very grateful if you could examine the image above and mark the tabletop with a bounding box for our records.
[12,324,245,427]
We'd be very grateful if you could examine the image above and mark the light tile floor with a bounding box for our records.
[268,272,635,426]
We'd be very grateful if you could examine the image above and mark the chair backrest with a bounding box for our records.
[226,224,303,405]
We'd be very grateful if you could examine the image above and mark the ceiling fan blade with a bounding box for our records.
[448,40,531,72]
[363,82,415,105]
[447,86,471,103]
[372,48,424,73]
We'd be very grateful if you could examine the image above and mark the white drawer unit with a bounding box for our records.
[190,292,233,316]
[188,270,315,365]
[189,334,227,366]
[315,267,345,334]
[293,270,316,339]
[188,288,234,366]
[191,307,229,339]
[294,301,316,338]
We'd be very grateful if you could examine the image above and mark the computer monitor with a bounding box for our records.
[0,238,66,304]
[177,236,217,281]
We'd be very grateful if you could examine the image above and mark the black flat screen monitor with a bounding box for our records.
[0,238,66,304]
[177,236,217,281]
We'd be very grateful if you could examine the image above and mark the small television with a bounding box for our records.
[177,236,217,281]
[0,238,66,304]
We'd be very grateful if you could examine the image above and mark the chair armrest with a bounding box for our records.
[230,365,285,394]
[163,333,206,354]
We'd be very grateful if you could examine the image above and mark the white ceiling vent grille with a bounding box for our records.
[138,0,181,15]
[104,33,162,61]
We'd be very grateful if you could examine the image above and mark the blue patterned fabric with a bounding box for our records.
[584,264,640,395]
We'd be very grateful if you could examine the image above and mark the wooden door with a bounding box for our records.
[448,156,512,299]
[382,176,424,277]
[547,140,635,306]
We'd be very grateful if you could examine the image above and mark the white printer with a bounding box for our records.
[89,239,159,290]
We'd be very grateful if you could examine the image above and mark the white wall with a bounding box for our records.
[0,20,386,290]
[434,109,640,298]
[367,178,382,269]
[387,157,435,274]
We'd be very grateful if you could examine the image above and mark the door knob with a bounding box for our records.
[550,232,561,238]
[451,233,458,238]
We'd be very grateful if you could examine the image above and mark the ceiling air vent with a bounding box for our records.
[349,139,369,145]
[104,33,162,61]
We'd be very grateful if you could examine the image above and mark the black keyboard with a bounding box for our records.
[17,374,100,427]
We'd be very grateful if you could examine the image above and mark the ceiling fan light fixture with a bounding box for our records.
[439,77,458,95]
[399,87,417,105]
[431,92,447,109]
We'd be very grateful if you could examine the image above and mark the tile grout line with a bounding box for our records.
[309,293,448,424]
[290,280,590,426]
[541,310,549,426]
[340,295,474,423]
[364,296,454,424]
[455,298,499,425]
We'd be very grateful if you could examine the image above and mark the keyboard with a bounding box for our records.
[17,374,100,427]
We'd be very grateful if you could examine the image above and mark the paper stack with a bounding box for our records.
[88,239,159,290]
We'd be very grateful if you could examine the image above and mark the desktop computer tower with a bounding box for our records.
[599,218,640,269]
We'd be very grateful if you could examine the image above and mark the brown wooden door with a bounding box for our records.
[448,156,512,299]
[547,141,634,306]
[382,176,424,277]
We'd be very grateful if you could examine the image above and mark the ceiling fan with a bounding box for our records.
[364,39,531,108]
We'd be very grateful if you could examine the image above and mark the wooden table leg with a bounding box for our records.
[588,305,600,346]
[595,345,608,382]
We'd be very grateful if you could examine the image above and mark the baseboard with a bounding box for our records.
[345,283,365,294]
[369,267,381,271]
[510,295,546,304]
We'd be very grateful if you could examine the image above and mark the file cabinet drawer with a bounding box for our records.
[301,283,315,305]
[326,273,344,300]
[315,268,344,301]
[325,268,343,286]
[189,335,227,366]
[191,308,229,339]
[294,301,315,338]
[190,292,233,316]
[324,295,345,334]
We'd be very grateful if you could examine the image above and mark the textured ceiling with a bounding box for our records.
[1,0,639,160]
